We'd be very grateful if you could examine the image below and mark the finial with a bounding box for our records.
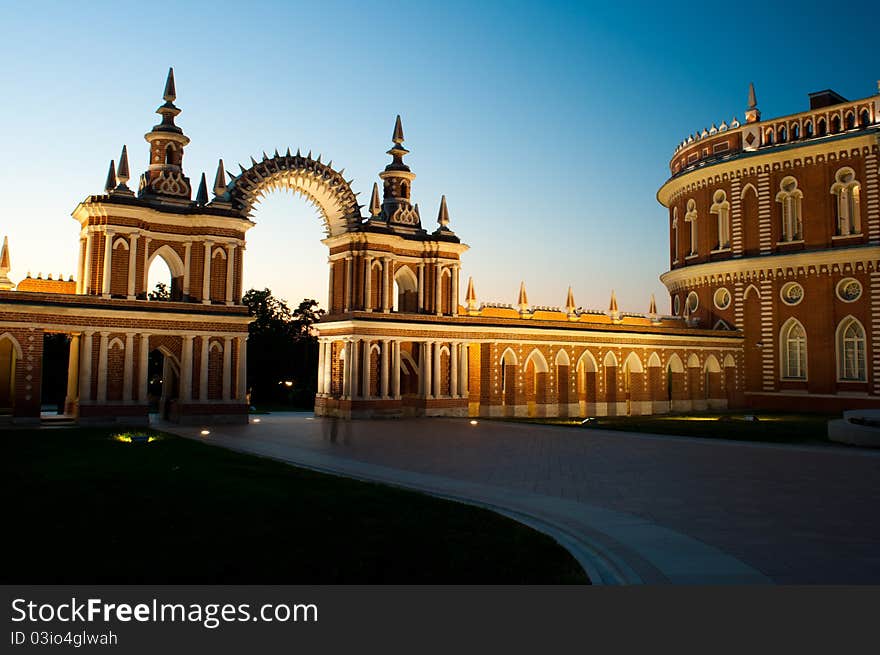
[195,173,208,205]
[0,236,12,290]
[163,67,176,103]
[565,286,577,319]
[649,293,657,316]
[116,145,130,188]
[104,160,116,194]
[517,281,529,310]
[466,277,480,315]
[437,195,450,227]
[745,83,761,123]
[392,114,404,144]
[747,82,757,109]
[213,159,227,197]
[369,182,381,217]
[608,290,620,322]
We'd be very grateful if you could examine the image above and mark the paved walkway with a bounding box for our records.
[163,414,880,584]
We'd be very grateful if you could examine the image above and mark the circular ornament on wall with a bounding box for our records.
[713,287,731,310]
[836,278,862,303]
[673,295,681,315]
[780,282,804,306]
[686,291,699,313]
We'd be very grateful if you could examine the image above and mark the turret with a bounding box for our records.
[378,115,421,228]
[139,67,192,201]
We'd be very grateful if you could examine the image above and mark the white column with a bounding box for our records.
[460,343,469,397]
[383,257,392,312]
[65,333,80,410]
[317,340,326,395]
[417,263,425,312]
[202,241,214,304]
[127,234,139,299]
[138,333,150,403]
[418,342,427,396]
[101,230,115,297]
[424,341,433,398]
[391,341,401,399]
[82,231,94,295]
[183,241,192,298]
[236,335,248,402]
[380,340,390,398]
[362,339,372,399]
[327,259,335,313]
[323,340,333,397]
[223,336,233,401]
[142,237,152,297]
[79,332,93,402]
[96,332,109,401]
[344,255,353,312]
[181,335,194,402]
[364,256,373,311]
[451,264,460,315]
[451,342,459,398]
[76,238,86,294]
[123,333,134,401]
[199,336,210,401]
[343,341,352,399]
[225,244,235,304]
[433,341,442,398]
[351,340,360,399]
[434,263,442,315]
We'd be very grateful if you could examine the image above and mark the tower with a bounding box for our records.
[139,68,192,201]
[378,115,421,229]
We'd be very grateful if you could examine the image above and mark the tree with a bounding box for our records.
[148,282,170,301]
[241,289,324,407]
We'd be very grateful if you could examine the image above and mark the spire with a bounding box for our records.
[392,114,404,144]
[745,82,761,123]
[213,159,227,197]
[163,67,176,103]
[369,182,381,217]
[649,293,657,316]
[565,286,577,319]
[104,159,116,194]
[385,114,411,171]
[466,277,480,315]
[608,290,620,322]
[0,236,12,290]
[437,195,449,227]
[195,173,208,204]
[116,145,130,186]
[517,281,530,316]
[379,114,419,228]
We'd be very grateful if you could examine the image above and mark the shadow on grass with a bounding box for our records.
[1,427,587,584]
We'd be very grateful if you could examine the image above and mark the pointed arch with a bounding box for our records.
[703,354,721,373]
[212,247,227,260]
[112,237,130,250]
[666,353,684,373]
[740,183,758,200]
[576,350,597,372]
[500,347,518,366]
[647,352,662,368]
[148,244,185,279]
[603,351,618,367]
[0,332,24,360]
[525,348,549,373]
[779,317,807,379]
[209,341,223,353]
[743,284,761,301]
[686,353,700,368]
[836,315,867,381]
[723,354,736,368]
[554,349,570,366]
[108,337,124,351]
[623,352,643,373]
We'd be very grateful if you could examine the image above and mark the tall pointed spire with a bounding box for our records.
[745,82,761,123]
[608,290,620,322]
[163,67,176,102]
[465,277,480,315]
[565,286,577,319]
[392,114,404,144]
[649,293,657,316]
[517,281,530,317]
[369,182,381,217]
[116,145,130,185]
[0,236,13,290]
[195,173,208,204]
[104,160,116,194]
[213,159,227,197]
[141,67,192,200]
[437,195,449,227]
[379,114,419,228]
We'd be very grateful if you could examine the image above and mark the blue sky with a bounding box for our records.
[1,1,877,312]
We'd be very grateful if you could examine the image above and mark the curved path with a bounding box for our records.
[164,414,880,584]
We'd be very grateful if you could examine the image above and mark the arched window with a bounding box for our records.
[845,112,855,130]
[837,317,866,381]
[859,109,870,128]
[791,123,800,140]
[685,199,698,256]
[400,181,408,198]
[165,144,174,165]
[775,177,803,242]
[818,118,827,136]
[778,126,787,143]
[765,128,774,145]
[709,190,730,250]
[830,115,841,134]
[671,207,679,262]
[780,318,807,380]
[804,120,813,138]
[831,167,861,236]
[393,266,418,313]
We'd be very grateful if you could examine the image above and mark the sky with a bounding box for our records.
[1,1,877,313]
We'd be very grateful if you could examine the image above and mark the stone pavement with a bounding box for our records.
[162,413,880,584]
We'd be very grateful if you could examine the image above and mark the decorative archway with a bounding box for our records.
[225,151,362,237]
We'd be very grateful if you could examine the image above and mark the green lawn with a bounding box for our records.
[2,427,587,584]
[509,411,836,445]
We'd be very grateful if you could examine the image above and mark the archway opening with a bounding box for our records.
[146,252,183,301]
[394,266,419,313]
[148,348,179,419]
[40,333,70,416]
[0,336,19,414]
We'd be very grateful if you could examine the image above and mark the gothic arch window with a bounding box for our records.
[859,109,870,128]
[837,317,867,381]
[831,167,861,236]
[845,111,855,130]
[765,128,774,145]
[778,126,787,143]
[818,117,827,136]
[165,144,174,165]
[685,199,698,256]
[791,123,800,139]
[709,189,730,250]
[775,176,803,242]
[780,318,807,380]
[831,115,841,133]
[400,181,408,197]
[804,120,813,138]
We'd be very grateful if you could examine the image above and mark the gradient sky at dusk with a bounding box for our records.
[1,1,877,312]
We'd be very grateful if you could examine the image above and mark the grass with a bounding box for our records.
[1,427,587,584]
[507,411,837,445]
